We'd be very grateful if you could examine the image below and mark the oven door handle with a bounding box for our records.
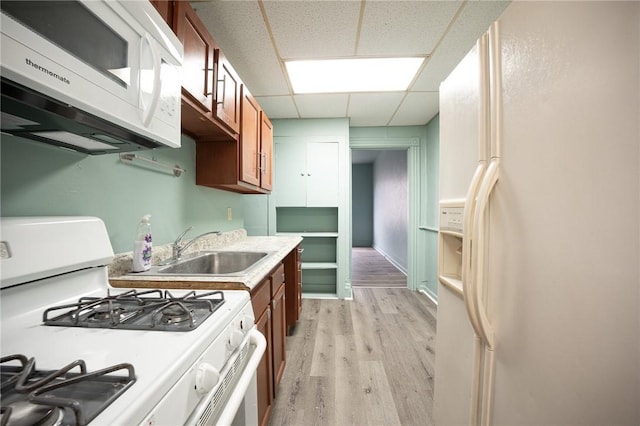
[216,328,266,426]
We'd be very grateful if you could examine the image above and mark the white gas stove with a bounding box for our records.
[0,217,265,426]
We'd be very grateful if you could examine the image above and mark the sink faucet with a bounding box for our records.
[172,226,221,261]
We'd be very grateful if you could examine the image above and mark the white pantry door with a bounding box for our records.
[275,141,339,207]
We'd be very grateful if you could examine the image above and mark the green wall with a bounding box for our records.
[421,115,440,300]
[352,163,373,246]
[1,134,245,254]
[272,118,350,137]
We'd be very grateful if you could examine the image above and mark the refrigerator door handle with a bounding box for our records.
[462,162,486,336]
[472,157,499,350]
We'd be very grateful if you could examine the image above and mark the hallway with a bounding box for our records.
[351,247,407,288]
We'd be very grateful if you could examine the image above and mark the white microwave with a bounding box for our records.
[0,0,183,154]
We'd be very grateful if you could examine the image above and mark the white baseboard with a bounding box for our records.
[371,245,407,275]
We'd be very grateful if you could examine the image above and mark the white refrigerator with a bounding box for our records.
[434,2,639,425]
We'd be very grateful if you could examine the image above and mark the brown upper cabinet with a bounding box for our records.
[260,110,274,191]
[149,1,172,24]
[239,87,273,191]
[215,50,241,136]
[195,86,273,194]
[157,1,240,141]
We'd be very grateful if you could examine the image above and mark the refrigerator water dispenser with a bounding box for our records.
[438,201,465,295]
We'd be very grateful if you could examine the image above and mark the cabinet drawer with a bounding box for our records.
[251,278,271,318]
[270,263,285,297]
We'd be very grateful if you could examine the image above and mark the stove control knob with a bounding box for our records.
[195,363,220,394]
[228,330,244,350]
[239,315,254,331]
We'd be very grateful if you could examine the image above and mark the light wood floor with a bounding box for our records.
[351,247,407,288]
[269,287,437,426]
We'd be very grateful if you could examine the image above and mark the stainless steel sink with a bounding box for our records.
[143,251,270,276]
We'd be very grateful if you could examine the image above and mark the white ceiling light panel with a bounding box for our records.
[286,57,425,94]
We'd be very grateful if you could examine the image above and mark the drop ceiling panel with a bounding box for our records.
[254,96,299,119]
[262,1,362,59]
[294,94,349,118]
[191,1,289,96]
[389,92,439,126]
[348,92,405,127]
[412,1,510,91]
[357,1,463,56]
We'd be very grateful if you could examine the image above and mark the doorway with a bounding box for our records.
[348,137,420,296]
[351,149,408,288]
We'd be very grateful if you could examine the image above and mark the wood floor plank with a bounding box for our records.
[350,307,380,361]
[360,360,402,426]
[334,334,366,425]
[371,288,401,314]
[308,376,336,426]
[309,325,335,377]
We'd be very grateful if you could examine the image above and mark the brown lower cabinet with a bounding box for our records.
[251,263,285,426]
[254,293,272,426]
[270,264,286,397]
[283,244,303,335]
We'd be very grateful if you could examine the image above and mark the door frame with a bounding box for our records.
[348,137,420,295]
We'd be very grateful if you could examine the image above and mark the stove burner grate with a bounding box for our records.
[0,354,136,426]
[42,289,225,331]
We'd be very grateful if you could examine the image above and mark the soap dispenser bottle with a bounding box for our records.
[132,214,152,272]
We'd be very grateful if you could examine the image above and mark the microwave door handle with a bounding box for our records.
[140,33,162,127]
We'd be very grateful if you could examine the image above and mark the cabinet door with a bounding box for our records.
[275,141,307,206]
[260,113,273,191]
[306,142,339,206]
[256,306,273,426]
[173,1,214,113]
[296,248,303,318]
[271,283,286,397]
[240,87,261,187]
[284,245,302,334]
[215,50,241,133]
[275,141,339,207]
[149,1,172,25]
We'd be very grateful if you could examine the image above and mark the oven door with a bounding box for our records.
[189,329,267,426]
[0,0,181,148]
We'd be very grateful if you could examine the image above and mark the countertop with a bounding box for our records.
[109,234,302,292]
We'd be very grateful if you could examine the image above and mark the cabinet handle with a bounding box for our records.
[258,152,267,174]
[204,66,214,96]
[216,75,226,105]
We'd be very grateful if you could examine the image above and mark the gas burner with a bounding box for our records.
[2,400,63,426]
[0,355,135,426]
[89,303,123,321]
[42,290,225,332]
[158,304,193,325]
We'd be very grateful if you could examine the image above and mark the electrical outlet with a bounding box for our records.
[227,207,232,221]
